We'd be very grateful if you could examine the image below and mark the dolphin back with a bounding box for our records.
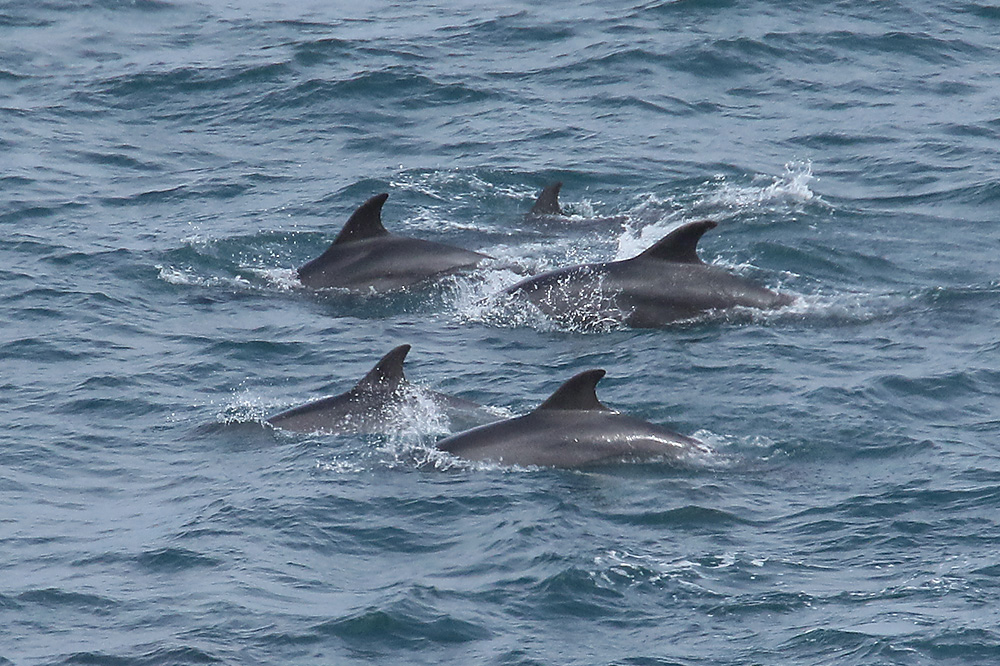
[436,368,703,468]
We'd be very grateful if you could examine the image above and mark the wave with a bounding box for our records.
[256,67,495,115]
[91,62,291,106]
[57,646,223,666]
[263,595,489,650]
[16,588,118,612]
[135,546,221,573]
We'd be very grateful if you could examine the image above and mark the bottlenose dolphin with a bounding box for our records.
[505,219,794,327]
[436,369,708,468]
[267,344,492,434]
[297,193,490,292]
[526,181,632,226]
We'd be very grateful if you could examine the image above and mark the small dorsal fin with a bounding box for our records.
[529,182,563,216]
[333,193,390,245]
[636,219,717,264]
[355,344,410,392]
[535,369,611,412]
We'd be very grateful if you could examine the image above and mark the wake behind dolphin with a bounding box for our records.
[436,369,709,468]
[297,193,490,292]
[505,219,794,328]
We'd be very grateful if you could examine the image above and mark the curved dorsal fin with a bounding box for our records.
[636,219,717,264]
[529,182,563,216]
[535,369,611,412]
[333,193,390,245]
[355,344,410,392]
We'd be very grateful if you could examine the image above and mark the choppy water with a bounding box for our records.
[3,1,1000,664]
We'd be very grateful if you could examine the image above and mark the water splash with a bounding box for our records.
[450,266,631,334]
[213,388,283,426]
[388,170,536,203]
[313,458,367,474]
[246,267,302,292]
[748,288,914,327]
[156,264,254,290]
[701,160,820,211]
[613,216,687,261]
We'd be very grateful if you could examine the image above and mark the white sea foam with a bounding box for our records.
[701,160,820,211]
[245,266,301,292]
[313,458,367,474]
[613,216,688,261]
[593,548,782,590]
[389,170,536,202]
[612,162,821,260]
[760,288,909,325]
[406,206,483,232]
[214,389,283,425]
[594,550,709,587]
[156,264,255,290]
[561,199,599,218]
[449,266,631,334]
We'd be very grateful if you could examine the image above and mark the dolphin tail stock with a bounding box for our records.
[528,181,564,216]
[636,219,718,264]
[535,369,613,412]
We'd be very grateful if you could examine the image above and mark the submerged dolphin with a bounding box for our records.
[505,219,794,327]
[436,369,707,468]
[267,344,491,434]
[526,181,628,224]
[297,193,490,292]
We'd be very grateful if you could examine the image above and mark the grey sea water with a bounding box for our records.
[3,1,1000,664]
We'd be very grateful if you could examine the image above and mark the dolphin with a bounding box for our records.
[504,219,794,328]
[436,369,708,468]
[526,181,629,225]
[267,344,492,434]
[297,193,490,292]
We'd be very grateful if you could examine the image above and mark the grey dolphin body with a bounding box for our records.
[297,193,490,292]
[436,369,707,468]
[505,220,794,328]
[267,345,491,434]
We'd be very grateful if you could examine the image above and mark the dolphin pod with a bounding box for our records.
[269,184,799,466]
[297,193,490,292]
[267,344,493,435]
[436,369,709,468]
[505,219,794,327]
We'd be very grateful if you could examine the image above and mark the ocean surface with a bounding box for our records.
[3,1,1000,664]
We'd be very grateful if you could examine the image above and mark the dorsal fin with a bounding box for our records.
[333,193,390,245]
[534,369,611,412]
[355,344,410,392]
[636,219,717,264]
[529,182,563,216]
